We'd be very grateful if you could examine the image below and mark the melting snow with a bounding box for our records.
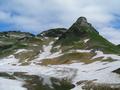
[71,85,83,90]
[70,49,91,53]
[30,42,54,64]
[31,42,63,64]
[84,39,90,43]
[92,51,120,60]
[0,65,76,86]
[47,50,63,59]
[44,37,49,39]
[0,54,120,89]
[75,49,91,53]
[15,49,30,54]
[37,42,54,59]
[32,44,38,46]
[1,45,120,89]
[60,61,120,84]
[0,55,19,66]
[0,77,26,90]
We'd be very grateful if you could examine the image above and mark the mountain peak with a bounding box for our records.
[66,16,98,36]
[75,17,90,27]
[76,17,87,23]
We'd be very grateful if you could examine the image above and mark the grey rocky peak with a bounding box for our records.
[75,16,90,27]
[76,17,87,23]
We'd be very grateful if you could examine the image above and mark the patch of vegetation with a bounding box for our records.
[82,82,120,90]
[88,31,120,54]
[0,72,75,90]
[41,52,96,65]
[51,78,75,90]
[76,80,120,90]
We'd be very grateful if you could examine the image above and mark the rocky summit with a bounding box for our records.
[0,17,120,90]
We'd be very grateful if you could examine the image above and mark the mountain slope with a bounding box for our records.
[0,17,120,90]
[55,17,120,54]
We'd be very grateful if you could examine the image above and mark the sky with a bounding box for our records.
[0,0,120,44]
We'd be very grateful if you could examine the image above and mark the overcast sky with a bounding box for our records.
[0,0,120,44]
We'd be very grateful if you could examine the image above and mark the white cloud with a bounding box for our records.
[0,0,120,44]
[99,27,120,44]
[0,11,11,22]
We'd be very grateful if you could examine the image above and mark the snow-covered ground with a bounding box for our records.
[0,77,26,90]
[92,51,120,60]
[69,61,120,84]
[0,44,120,90]
[1,60,120,89]
[0,55,19,66]
[0,65,76,89]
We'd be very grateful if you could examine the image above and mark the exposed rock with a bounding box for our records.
[113,68,120,74]
[75,17,90,27]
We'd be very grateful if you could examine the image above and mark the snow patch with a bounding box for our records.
[55,37,59,40]
[84,39,90,43]
[63,61,120,84]
[31,42,63,64]
[33,42,53,61]
[70,49,91,53]
[75,50,91,53]
[32,44,38,46]
[46,50,63,59]
[0,77,26,90]
[15,49,31,54]
[0,55,19,66]
[44,37,49,39]
[1,47,120,89]
[92,51,120,60]
[71,85,83,90]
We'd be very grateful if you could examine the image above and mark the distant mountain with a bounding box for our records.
[0,17,120,90]
[38,28,67,37]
